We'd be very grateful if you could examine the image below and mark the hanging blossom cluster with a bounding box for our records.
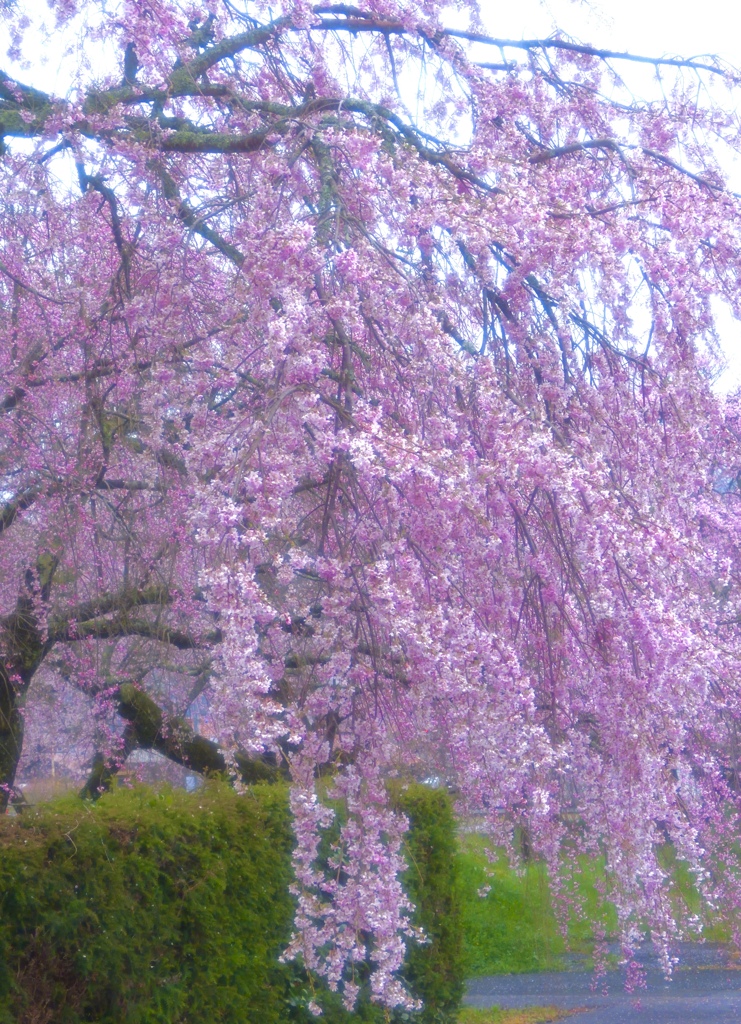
[286,747,417,1009]
[5,0,741,1007]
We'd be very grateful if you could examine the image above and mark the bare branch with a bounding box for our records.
[0,258,68,305]
[310,12,728,76]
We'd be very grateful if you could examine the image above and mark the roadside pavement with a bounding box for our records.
[464,943,741,1023]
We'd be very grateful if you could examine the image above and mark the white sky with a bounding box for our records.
[487,0,741,64]
[4,0,741,389]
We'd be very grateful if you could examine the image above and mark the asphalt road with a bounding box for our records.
[464,944,741,1023]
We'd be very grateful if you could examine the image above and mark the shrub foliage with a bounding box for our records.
[391,784,464,1024]
[0,782,462,1024]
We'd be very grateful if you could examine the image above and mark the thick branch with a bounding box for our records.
[49,585,172,641]
[1,13,729,149]
[95,477,164,491]
[160,129,270,154]
[80,683,283,798]
[0,76,491,199]
[168,17,288,87]
[62,615,222,649]
[78,723,137,801]
[0,69,56,137]
[0,487,38,535]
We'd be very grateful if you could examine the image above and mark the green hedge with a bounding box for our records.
[391,783,464,1024]
[0,781,462,1024]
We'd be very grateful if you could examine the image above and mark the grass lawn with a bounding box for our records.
[458,833,613,976]
[459,1005,581,1023]
[457,832,730,977]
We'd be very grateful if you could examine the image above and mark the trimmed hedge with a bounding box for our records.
[391,783,464,1024]
[0,784,295,1024]
[0,782,462,1024]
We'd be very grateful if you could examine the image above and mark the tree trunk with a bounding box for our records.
[0,584,49,813]
[0,670,25,813]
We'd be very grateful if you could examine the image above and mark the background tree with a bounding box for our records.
[4,0,741,1006]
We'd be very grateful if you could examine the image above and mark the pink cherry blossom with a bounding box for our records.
[4,0,741,1008]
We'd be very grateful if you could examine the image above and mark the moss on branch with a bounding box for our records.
[80,683,284,798]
